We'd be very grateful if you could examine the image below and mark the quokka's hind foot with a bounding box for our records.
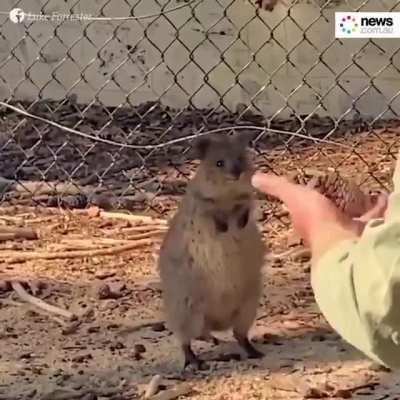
[234,333,264,359]
[197,333,220,346]
[181,343,209,372]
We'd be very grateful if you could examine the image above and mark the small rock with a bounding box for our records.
[110,342,125,351]
[0,280,11,293]
[55,376,68,385]
[287,232,302,247]
[271,258,283,268]
[106,323,120,330]
[108,281,126,292]
[25,309,38,318]
[98,282,126,300]
[132,351,143,360]
[303,387,329,399]
[25,389,37,398]
[303,264,311,273]
[151,322,166,332]
[215,353,241,362]
[87,206,100,218]
[82,393,97,400]
[87,326,100,334]
[262,333,281,344]
[80,307,95,322]
[95,270,117,280]
[369,362,391,372]
[52,369,64,377]
[62,321,81,335]
[134,344,146,354]
[72,353,93,363]
[333,389,352,399]
[144,280,162,293]
[98,300,119,312]
[70,380,83,390]
[31,366,43,375]
[311,334,326,342]
[92,257,101,265]
[98,285,111,300]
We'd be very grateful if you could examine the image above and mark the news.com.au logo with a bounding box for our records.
[338,15,359,35]
[335,12,399,38]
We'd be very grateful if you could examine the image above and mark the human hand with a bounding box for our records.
[255,0,278,11]
[255,0,288,11]
[251,172,360,262]
[356,191,388,223]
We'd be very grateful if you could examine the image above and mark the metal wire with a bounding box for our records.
[0,0,399,213]
[0,102,351,149]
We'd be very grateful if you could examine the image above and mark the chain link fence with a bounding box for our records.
[0,0,399,223]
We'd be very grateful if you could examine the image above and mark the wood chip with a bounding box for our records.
[144,375,163,399]
[151,384,193,400]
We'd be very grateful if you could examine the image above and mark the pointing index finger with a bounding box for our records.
[251,172,291,199]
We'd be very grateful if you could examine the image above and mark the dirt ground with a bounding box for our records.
[1,130,400,400]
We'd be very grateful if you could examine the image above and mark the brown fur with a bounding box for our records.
[157,134,266,369]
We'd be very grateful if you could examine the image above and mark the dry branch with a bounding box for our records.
[152,384,193,400]
[0,227,37,242]
[92,237,132,245]
[48,243,105,252]
[41,387,126,400]
[145,375,163,399]
[99,211,167,225]
[2,238,153,263]
[61,238,131,247]
[267,247,311,262]
[2,298,68,327]
[124,230,165,240]
[104,224,168,236]
[118,320,165,335]
[11,281,76,321]
[0,215,25,224]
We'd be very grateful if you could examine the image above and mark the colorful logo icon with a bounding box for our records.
[339,15,358,34]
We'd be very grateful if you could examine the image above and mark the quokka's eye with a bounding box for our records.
[216,160,224,168]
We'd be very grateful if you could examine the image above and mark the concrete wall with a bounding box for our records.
[0,0,399,119]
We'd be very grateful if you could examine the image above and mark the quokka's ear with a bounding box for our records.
[232,132,252,148]
[193,136,213,160]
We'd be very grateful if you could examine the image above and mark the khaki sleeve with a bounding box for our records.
[311,153,400,368]
[385,150,400,221]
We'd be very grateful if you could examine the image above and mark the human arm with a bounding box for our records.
[252,159,400,368]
